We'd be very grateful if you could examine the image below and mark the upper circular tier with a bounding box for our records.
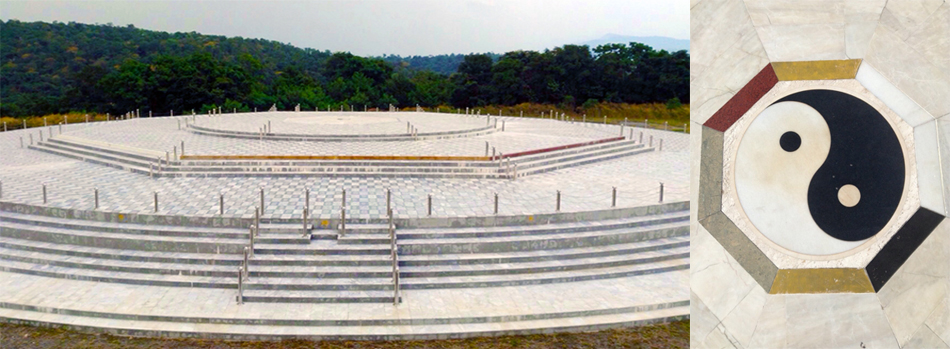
[189,111,496,140]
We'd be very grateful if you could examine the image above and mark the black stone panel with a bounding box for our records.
[865,207,945,291]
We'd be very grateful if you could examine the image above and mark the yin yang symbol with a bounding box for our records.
[735,90,905,256]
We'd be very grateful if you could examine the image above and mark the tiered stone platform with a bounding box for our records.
[0,110,689,339]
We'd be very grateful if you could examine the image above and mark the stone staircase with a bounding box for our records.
[29,136,654,179]
[0,202,688,339]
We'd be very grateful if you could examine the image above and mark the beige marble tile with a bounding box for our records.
[925,295,950,347]
[747,295,787,349]
[691,290,724,345]
[690,223,759,321]
[866,18,950,119]
[845,21,878,58]
[756,23,848,61]
[786,294,899,348]
[691,0,769,124]
[904,325,950,349]
[701,326,741,349]
[743,0,885,26]
[879,0,945,41]
[903,3,950,92]
[720,285,768,348]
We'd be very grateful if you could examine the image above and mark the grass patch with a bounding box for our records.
[0,320,689,349]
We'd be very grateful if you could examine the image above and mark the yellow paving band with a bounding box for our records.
[771,59,862,81]
[769,268,874,294]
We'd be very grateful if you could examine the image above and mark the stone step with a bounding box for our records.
[517,146,656,177]
[400,246,688,278]
[29,143,150,175]
[36,141,154,170]
[0,259,392,290]
[337,233,393,245]
[0,246,396,278]
[0,220,246,254]
[399,236,689,266]
[401,258,688,290]
[0,298,687,339]
[240,290,396,303]
[257,223,313,234]
[253,242,390,255]
[395,211,688,240]
[510,140,643,169]
[399,221,689,254]
[0,237,390,266]
[47,137,161,163]
[340,223,392,234]
[0,211,248,240]
[506,139,638,165]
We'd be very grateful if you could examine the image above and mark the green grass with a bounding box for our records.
[0,320,689,349]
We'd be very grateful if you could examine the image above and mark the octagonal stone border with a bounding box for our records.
[698,60,946,294]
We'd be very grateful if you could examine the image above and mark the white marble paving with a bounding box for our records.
[856,62,936,127]
[915,121,947,215]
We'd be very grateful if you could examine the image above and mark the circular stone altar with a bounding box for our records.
[0,110,690,340]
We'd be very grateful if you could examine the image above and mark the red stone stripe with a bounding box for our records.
[703,64,778,132]
[500,136,626,159]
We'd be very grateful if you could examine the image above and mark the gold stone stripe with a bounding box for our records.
[180,155,491,161]
[771,59,862,81]
[769,268,874,294]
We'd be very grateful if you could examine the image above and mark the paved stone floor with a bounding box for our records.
[0,113,688,219]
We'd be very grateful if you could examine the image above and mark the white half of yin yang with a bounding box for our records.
[735,101,865,256]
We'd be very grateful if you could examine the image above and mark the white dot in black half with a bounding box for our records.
[735,90,905,256]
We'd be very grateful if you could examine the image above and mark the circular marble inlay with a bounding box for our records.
[838,184,861,207]
[735,89,906,256]
[780,131,801,152]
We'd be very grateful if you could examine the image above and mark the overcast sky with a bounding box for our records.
[0,0,689,56]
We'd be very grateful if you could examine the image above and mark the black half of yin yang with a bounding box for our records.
[773,90,904,242]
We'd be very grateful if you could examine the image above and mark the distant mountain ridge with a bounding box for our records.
[578,34,689,52]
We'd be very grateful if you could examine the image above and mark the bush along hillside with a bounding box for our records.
[1,20,688,118]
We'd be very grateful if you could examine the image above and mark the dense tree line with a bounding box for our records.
[0,20,688,117]
[378,53,501,76]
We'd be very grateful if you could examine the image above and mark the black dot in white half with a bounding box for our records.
[735,89,905,256]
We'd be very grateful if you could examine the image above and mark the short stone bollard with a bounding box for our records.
[649,135,654,147]
[386,188,391,214]
[494,193,499,215]
[0,180,3,199]
[219,193,224,215]
[154,192,159,212]
[659,139,663,151]
[94,188,99,209]
[260,187,265,211]
[427,194,432,216]
[556,190,561,212]
[502,121,505,131]
[659,183,665,203]
[29,134,33,145]
[20,136,23,148]
[42,183,47,204]
[612,187,617,207]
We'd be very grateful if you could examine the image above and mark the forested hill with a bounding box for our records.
[0,20,688,118]
[379,53,502,75]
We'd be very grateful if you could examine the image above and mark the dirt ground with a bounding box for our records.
[0,320,688,349]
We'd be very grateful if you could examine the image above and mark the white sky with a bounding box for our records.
[0,0,689,56]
